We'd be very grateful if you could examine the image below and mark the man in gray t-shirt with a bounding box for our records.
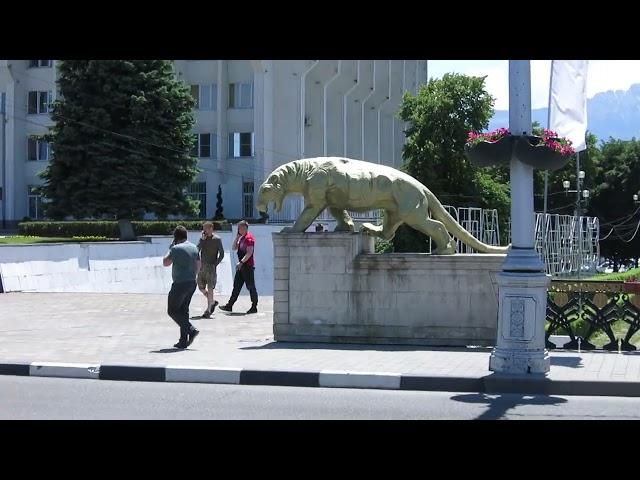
[163,226,201,349]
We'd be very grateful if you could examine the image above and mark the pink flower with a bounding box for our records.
[465,127,511,147]
[466,127,576,157]
[538,133,575,156]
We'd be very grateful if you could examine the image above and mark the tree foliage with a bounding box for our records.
[589,138,640,268]
[214,184,225,220]
[394,73,509,252]
[40,60,200,224]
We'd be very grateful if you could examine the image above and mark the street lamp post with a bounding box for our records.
[563,172,591,277]
[489,61,551,375]
[563,170,589,215]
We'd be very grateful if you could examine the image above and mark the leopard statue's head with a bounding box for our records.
[257,173,286,214]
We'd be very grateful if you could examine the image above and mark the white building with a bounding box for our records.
[0,60,427,228]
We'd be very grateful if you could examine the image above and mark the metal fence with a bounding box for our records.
[450,206,501,254]
[266,197,501,252]
[266,198,601,275]
[532,214,600,276]
[546,280,640,351]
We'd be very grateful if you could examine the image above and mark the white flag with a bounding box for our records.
[548,60,589,152]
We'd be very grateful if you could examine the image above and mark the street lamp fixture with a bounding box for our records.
[563,181,589,197]
[563,173,590,217]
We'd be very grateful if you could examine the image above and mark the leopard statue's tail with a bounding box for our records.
[424,189,510,254]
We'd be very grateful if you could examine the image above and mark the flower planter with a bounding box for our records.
[514,135,571,171]
[464,135,513,167]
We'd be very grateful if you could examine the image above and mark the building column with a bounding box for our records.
[5,76,15,224]
[217,60,228,179]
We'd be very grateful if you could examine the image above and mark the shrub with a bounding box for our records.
[18,220,231,238]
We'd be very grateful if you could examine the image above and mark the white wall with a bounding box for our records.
[0,225,284,296]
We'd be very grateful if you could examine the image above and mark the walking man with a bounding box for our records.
[163,226,200,349]
[197,221,224,318]
[219,220,258,314]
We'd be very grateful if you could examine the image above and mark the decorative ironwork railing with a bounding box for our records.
[546,280,640,351]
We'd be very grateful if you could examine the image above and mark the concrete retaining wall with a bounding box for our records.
[0,226,283,295]
[273,232,506,346]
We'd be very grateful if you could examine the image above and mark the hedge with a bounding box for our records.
[18,221,231,238]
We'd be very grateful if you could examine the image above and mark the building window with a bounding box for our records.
[191,133,216,158]
[228,132,254,158]
[28,60,52,68]
[187,182,207,219]
[27,185,44,219]
[27,136,51,161]
[190,84,216,111]
[229,83,253,109]
[199,134,211,158]
[28,91,52,114]
[243,181,254,218]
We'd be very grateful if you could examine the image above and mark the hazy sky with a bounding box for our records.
[427,60,640,110]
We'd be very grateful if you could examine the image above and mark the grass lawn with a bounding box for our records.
[584,267,640,282]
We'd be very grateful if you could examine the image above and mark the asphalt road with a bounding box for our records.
[2,376,640,420]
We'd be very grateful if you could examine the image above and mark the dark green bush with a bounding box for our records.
[18,220,231,237]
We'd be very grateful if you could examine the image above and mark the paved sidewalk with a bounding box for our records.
[2,292,640,396]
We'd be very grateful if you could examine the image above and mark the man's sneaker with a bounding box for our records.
[174,340,188,349]
[187,328,200,347]
[219,304,232,312]
[246,306,258,314]
[209,300,219,314]
[202,309,211,319]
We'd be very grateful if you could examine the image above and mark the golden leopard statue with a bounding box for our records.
[256,157,509,254]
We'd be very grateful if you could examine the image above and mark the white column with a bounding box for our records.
[263,62,274,179]
[300,61,319,158]
[360,62,376,159]
[253,60,272,182]
[502,61,546,272]
[1,92,6,228]
[416,60,428,88]
[508,62,535,248]
[489,60,550,375]
[217,60,228,177]
[5,80,15,224]
[323,63,341,156]
[343,61,361,157]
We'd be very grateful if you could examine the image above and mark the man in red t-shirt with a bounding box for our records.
[219,220,259,314]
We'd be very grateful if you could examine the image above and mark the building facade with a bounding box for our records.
[0,60,427,227]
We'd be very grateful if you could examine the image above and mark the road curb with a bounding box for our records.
[2,361,640,397]
[30,362,100,379]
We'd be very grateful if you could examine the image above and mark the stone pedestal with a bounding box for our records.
[489,271,551,374]
[272,232,506,346]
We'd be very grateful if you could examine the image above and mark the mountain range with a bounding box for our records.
[488,83,640,141]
